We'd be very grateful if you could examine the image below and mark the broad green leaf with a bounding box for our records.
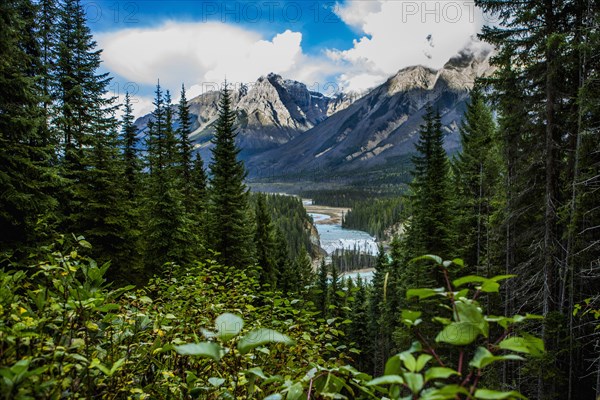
[415,354,433,372]
[470,347,524,369]
[421,385,470,400]
[490,274,517,282]
[215,313,244,341]
[454,300,488,337]
[264,395,283,400]
[406,287,444,300]
[400,352,417,372]
[436,322,480,345]
[424,367,459,381]
[499,333,544,356]
[208,377,225,387]
[366,375,404,386]
[410,255,443,265]
[404,372,424,394]
[286,382,304,400]
[498,337,530,354]
[452,258,465,267]
[453,275,486,287]
[474,389,526,399]
[238,329,294,354]
[402,309,422,322]
[384,354,402,375]
[174,342,222,361]
[480,280,500,293]
[245,367,268,380]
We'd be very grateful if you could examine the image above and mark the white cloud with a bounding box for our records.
[331,0,486,92]
[97,22,316,94]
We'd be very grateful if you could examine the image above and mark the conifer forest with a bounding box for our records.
[0,0,599,399]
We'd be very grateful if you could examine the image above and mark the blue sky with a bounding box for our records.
[86,1,491,116]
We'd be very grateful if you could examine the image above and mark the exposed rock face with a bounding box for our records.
[134,73,355,161]
[247,46,494,177]
[134,45,493,178]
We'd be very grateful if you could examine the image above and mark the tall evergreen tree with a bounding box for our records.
[452,87,500,272]
[177,83,194,199]
[254,193,277,287]
[295,247,314,289]
[368,246,389,376]
[476,1,600,397]
[329,263,344,318]
[143,83,194,274]
[404,105,454,260]
[349,275,370,372]
[316,259,329,316]
[208,83,255,268]
[189,152,208,251]
[0,0,57,253]
[53,0,115,234]
[120,92,140,200]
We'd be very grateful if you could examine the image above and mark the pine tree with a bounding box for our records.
[53,0,115,234]
[316,259,329,316]
[368,246,389,376]
[329,263,344,319]
[274,228,294,293]
[349,275,370,372]
[475,1,597,396]
[254,193,277,288]
[143,83,194,274]
[295,247,314,289]
[208,83,255,268]
[80,111,140,278]
[405,105,454,260]
[189,152,208,251]
[452,87,500,271]
[121,92,140,200]
[0,0,57,253]
[177,83,194,202]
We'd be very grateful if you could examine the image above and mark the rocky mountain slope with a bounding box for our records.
[246,46,494,178]
[134,73,355,160]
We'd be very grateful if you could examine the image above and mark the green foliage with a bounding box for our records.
[342,197,405,240]
[368,255,543,399]
[0,238,358,399]
[451,87,500,269]
[405,105,454,259]
[208,83,255,268]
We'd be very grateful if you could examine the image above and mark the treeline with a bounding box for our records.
[342,197,405,240]
[0,0,313,293]
[301,189,392,207]
[250,193,316,259]
[330,248,378,273]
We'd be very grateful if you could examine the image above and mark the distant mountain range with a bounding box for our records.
[134,45,494,180]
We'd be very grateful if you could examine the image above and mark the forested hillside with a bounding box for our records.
[1,0,599,399]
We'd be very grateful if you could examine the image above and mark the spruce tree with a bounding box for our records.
[121,92,140,200]
[316,259,329,316]
[177,83,194,200]
[452,87,499,271]
[349,275,370,372]
[80,112,140,278]
[53,0,115,234]
[405,105,454,259]
[0,0,57,253]
[143,83,194,274]
[329,263,344,318]
[254,193,277,287]
[295,247,314,289]
[189,152,208,251]
[208,83,255,268]
[368,246,389,376]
